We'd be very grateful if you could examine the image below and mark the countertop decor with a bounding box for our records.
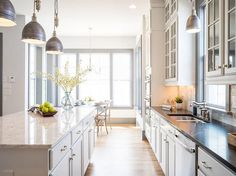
[36,62,90,110]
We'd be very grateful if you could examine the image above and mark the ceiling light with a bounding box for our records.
[129,4,136,9]
[46,0,63,54]
[0,0,16,27]
[22,0,46,45]
[186,0,201,33]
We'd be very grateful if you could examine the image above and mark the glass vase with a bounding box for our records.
[61,91,74,110]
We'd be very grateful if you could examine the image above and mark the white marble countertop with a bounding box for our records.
[0,106,96,149]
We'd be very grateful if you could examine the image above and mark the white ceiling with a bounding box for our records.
[11,0,149,37]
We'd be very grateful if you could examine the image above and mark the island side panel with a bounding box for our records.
[0,148,49,176]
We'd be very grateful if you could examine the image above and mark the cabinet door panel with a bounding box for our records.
[167,136,175,176]
[72,137,82,176]
[225,0,236,74]
[83,127,90,175]
[50,153,70,176]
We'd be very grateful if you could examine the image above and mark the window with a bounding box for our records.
[112,53,132,107]
[28,45,46,107]
[206,85,226,108]
[28,49,133,108]
[79,53,110,101]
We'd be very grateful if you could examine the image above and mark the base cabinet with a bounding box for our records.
[160,128,167,174]
[198,148,235,176]
[50,153,70,176]
[167,136,175,176]
[71,137,83,176]
[83,127,90,175]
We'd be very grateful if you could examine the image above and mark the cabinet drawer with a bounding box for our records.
[198,148,235,176]
[160,118,175,137]
[49,134,71,170]
[71,122,83,144]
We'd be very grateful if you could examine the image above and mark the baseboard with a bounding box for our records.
[110,117,136,124]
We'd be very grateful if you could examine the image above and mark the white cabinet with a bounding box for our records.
[151,117,157,152]
[164,0,195,86]
[167,136,175,176]
[88,121,95,160]
[198,148,235,176]
[160,126,168,174]
[71,137,83,176]
[50,152,70,176]
[83,127,90,175]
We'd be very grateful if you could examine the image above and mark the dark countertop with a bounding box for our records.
[151,106,236,173]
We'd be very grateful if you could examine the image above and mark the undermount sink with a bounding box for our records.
[167,114,205,123]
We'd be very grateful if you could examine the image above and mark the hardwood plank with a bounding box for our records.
[85,125,164,176]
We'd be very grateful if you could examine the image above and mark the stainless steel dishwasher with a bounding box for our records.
[175,130,196,176]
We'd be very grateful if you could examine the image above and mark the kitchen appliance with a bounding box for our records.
[175,130,196,176]
[192,101,212,122]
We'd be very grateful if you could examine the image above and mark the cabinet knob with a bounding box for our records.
[76,130,81,134]
[218,66,222,69]
[60,145,67,152]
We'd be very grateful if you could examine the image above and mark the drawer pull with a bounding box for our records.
[60,145,67,152]
[70,154,76,160]
[202,161,212,169]
[76,130,81,134]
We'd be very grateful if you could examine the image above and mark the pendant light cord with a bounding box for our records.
[89,27,92,70]
[53,0,59,36]
[32,0,41,21]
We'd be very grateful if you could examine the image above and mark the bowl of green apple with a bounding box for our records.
[37,102,57,117]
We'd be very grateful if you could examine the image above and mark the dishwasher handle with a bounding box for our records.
[175,135,195,153]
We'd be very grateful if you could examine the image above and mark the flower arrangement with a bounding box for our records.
[36,62,90,109]
[37,62,89,93]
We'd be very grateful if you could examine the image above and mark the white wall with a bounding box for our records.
[60,36,136,49]
[0,15,26,115]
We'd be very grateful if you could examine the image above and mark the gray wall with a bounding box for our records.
[0,15,26,115]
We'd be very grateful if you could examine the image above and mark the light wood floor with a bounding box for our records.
[85,124,164,176]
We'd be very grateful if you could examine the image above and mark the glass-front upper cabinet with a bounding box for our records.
[165,28,170,79]
[164,0,177,24]
[206,0,223,77]
[170,20,177,79]
[225,0,236,74]
[165,19,177,81]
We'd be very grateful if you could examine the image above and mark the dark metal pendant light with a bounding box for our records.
[46,0,63,55]
[186,0,201,33]
[22,0,46,45]
[0,0,16,27]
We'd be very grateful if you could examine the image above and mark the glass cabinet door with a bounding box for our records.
[165,28,170,79]
[225,0,236,74]
[165,1,170,23]
[170,20,177,79]
[170,0,177,15]
[206,0,222,76]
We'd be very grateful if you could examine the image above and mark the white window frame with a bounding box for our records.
[58,49,134,109]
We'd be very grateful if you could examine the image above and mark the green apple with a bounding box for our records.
[49,107,56,113]
[42,107,49,113]
[43,102,51,108]
[39,104,44,110]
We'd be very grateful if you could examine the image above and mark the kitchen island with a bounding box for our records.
[0,105,97,176]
